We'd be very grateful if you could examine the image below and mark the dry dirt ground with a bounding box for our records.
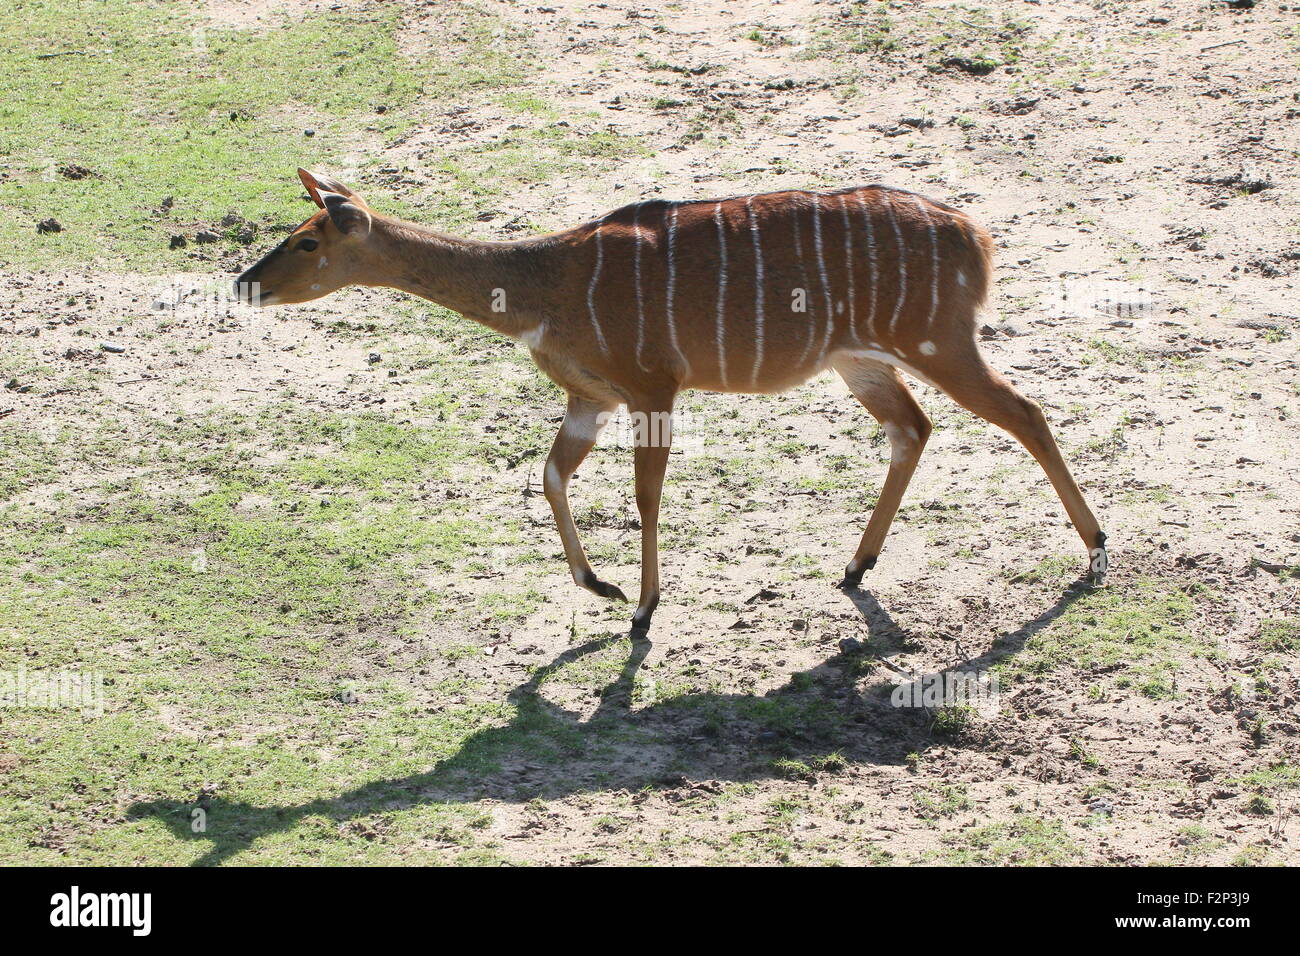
[3,0,1299,864]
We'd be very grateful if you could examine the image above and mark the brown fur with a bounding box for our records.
[236,171,1105,632]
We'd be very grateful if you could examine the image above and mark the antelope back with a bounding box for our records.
[571,186,993,393]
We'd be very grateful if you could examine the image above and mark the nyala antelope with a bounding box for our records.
[237,169,1107,633]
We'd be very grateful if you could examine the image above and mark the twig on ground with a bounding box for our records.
[1199,39,1246,53]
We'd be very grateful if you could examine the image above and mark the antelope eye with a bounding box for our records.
[297,238,319,252]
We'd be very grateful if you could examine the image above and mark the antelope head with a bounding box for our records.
[234,169,373,306]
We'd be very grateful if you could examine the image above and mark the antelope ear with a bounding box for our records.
[321,191,372,237]
[297,168,368,209]
[298,168,327,208]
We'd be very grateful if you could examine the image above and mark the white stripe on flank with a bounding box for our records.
[747,196,766,386]
[811,194,834,368]
[665,205,689,375]
[714,202,729,389]
[838,194,858,344]
[885,196,908,337]
[792,197,817,367]
[633,203,649,371]
[586,216,610,355]
[854,192,879,338]
[912,195,940,328]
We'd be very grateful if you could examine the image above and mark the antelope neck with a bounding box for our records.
[368,216,564,337]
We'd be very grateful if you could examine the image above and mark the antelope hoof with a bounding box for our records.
[837,556,876,590]
[580,570,628,603]
[630,595,659,633]
[1087,532,1109,587]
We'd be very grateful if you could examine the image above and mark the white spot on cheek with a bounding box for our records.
[957,270,967,287]
[310,283,321,291]
[836,300,845,315]
[919,340,937,356]
[318,257,328,270]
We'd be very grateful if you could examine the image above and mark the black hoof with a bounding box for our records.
[836,556,876,590]
[597,581,629,603]
[1088,532,1109,586]
[630,596,659,633]
[581,570,628,603]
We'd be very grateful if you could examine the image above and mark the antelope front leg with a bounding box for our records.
[629,397,675,633]
[544,394,627,602]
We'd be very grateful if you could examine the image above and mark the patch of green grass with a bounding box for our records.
[913,783,971,821]
[0,0,525,270]
[801,1,896,58]
[1003,553,1078,586]
[636,53,714,76]
[931,704,975,738]
[994,563,1213,698]
[771,753,847,781]
[1226,762,1300,792]
[445,123,642,191]
[1258,618,1299,652]
[1230,845,1272,867]
[1068,738,1102,770]
[935,815,1082,866]
[805,2,1047,76]
[676,684,847,746]
[743,27,792,49]
[1171,824,1222,860]
[276,408,461,492]
[0,428,61,500]
[4,469,500,670]
[1081,339,1198,376]
[494,92,555,117]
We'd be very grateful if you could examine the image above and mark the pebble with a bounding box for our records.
[1088,798,1115,816]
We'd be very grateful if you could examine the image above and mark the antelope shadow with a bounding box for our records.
[129,580,1088,865]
